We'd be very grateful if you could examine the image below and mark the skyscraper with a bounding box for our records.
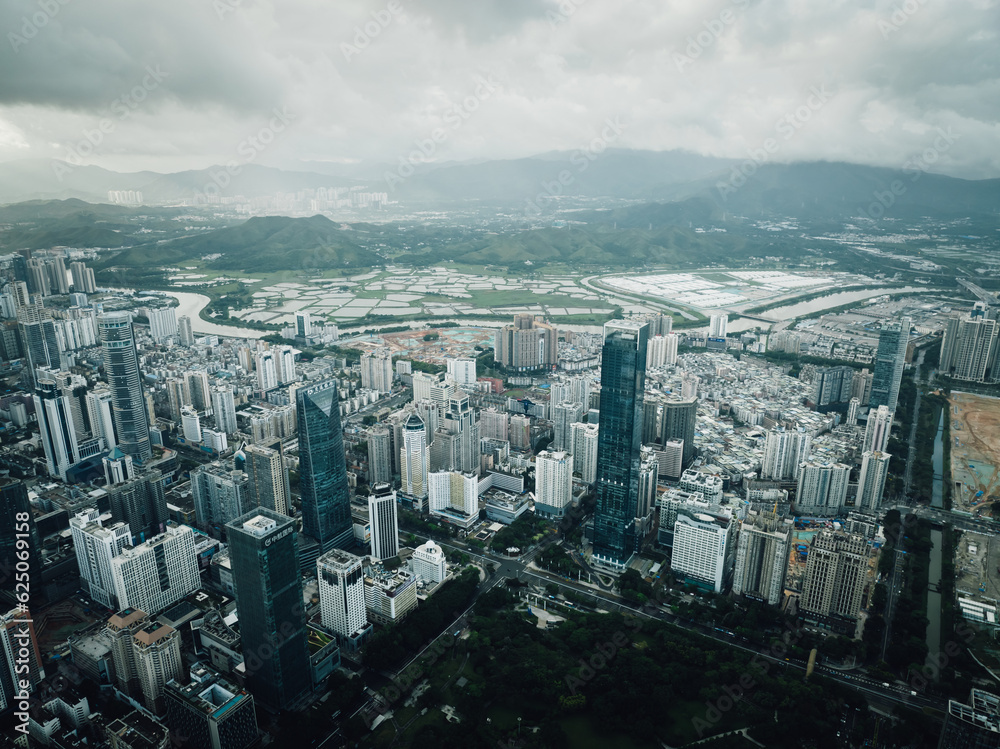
[551,401,583,452]
[33,368,89,480]
[147,307,177,343]
[18,304,60,387]
[70,508,131,609]
[360,348,393,394]
[99,312,152,462]
[400,413,429,502]
[211,385,238,434]
[191,462,251,533]
[177,315,195,346]
[795,461,850,517]
[133,622,183,714]
[592,320,648,569]
[0,478,41,606]
[535,450,574,518]
[317,549,370,649]
[862,405,893,454]
[368,484,399,561]
[570,422,599,484]
[69,261,98,294]
[242,441,290,516]
[165,666,259,749]
[107,470,168,543]
[297,379,353,552]
[110,523,201,615]
[799,530,868,625]
[940,303,1000,383]
[709,313,728,338]
[446,357,476,386]
[760,428,811,481]
[366,424,393,486]
[494,314,558,371]
[732,512,791,606]
[856,451,891,513]
[226,509,311,710]
[869,316,910,412]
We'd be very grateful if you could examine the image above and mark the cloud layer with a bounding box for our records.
[1,0,998,178]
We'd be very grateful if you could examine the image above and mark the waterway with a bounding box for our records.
[761,286,932,322]
[159,290,266,339]
[925,409,947,671]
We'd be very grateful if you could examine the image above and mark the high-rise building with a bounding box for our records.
[106,608,149,697]
[709,313,728,338]
[411,540,447,585]
[107,470,168,544]
[191,463,251,534]
[33,368,90,480]
[856,451,891,513]
[360,348,393,394]
[185,371,211,412]
[760,428,811,481]
[846,397,861,427]
[111,523,200,615]
[939,689,1000,749]
[795,461,850,517]
[940,303,1000,384]
[645,333,678,371]
[869,317,911,412]
[165,378,190,423]
[430,395,479,474]
[295,312,312,339]
[570,422,599,484]
[509,414,532,451]
[799,530,869,624]
[70,509,131,609]
[182,406,202,443]
[851,368,874,405]
[645,395,698,469]
[242,441,290,516]
[0,478,41,605]
[211,385,238,434]
[99,312,152,462]
[862,405,893,453]
[551,401,583,452]
[317,548,371,649]
[18,304,60,387]
[363,563,418,625]
[226,509,311,710]
[400,413,429,501]
[86,387,117,450]
[592,320,648,569]
[69,262,97,294]
[411,371,438,404]
[428,471,478,524]
[480,408,509,441]
[366,424,393,486]
[535,450,574,518]
[811,365,855,407]
[177,315,195,346]
[446,358,476,386]
[0,609,45,713]
[147,307,177,343]
[255,352,278,393]
[133,622,183,714]
[732,513,790,606]
[670,505,735,593]
[297,379,353,552]
[368,484,399,561]
[274,345,296,385]
[164,665,259,749]
[494,314,557,371]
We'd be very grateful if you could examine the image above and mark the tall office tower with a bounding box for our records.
[177,315,195,346]
[368,484,399,561]
[366,424,393,486]
[182,406,202,443]
[550,401,583,452]
[27,259,51,297]
[104,448,134,485]
[165,378,191,423]
[33,368,90,480]
[592,320,648,569]
[636,450,659,535]
[509,414,532,451]
[869,316,911,412]
[147,307,178,343]
[732,513,791,606]
[211,385,238,434]
[434,394,479,474]
[645,333,678,371]
[0,609,45,712]
[480,408,509,441]
[226,509,311,710]
[107,470,168,543]
[243,441,290,516]
[0,478,42,605]
[709,313,728,338]
[446,357,476,386]
[111,523,200,615]
[70,509,131,609]
[795,461,851,517]
[535,450,574,518]
[851,368,874,405]
[297,379,353,552]
[939,690,1000,749]
[414,399,440,445]
[165,666,259,749]
[132,622,183,714]
[255,352,278,393]
[400,414,429,500]
[570,421,599,483]
[846,397,861,427]
[48,256,70,294]
[411,371,438,403]
[681,374,699,400]
[18,304,60,386]
[317,549,370,647]
[69,261,98,294]
[811,365,855,406]
[494,314,558,371]
[360,348,393,394]
[670,505,736,593]
[295,311,313,338]
[185,371,212,412]
[760,428,811,481]
[274,345,296,385]
[428,471,479,523]
[799,530,869,622]
[659,397,698,468]
[107,608,149,697]
[86,388,117,450]
[862,405,893,453]
[856,451,891,513]
[429,378,457,411]
[99,312,152,462]
[191,463,251,534]
[940,303,1000,383]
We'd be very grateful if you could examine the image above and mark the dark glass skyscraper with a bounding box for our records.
[869,316,910,412]
[593,320,648,570]
[296,379,353,552]
[99,312,152,462]
[226,508,311,710]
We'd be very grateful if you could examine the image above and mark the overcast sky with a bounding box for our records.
[1,0,998,178]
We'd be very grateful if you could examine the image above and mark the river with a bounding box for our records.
[925,409,946,672]
[761,286,933,322]
[159,290,267,339]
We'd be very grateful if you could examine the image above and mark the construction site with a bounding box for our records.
[949,391,1000,515]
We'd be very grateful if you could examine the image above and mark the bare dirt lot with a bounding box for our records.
[950,392,1000,514]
